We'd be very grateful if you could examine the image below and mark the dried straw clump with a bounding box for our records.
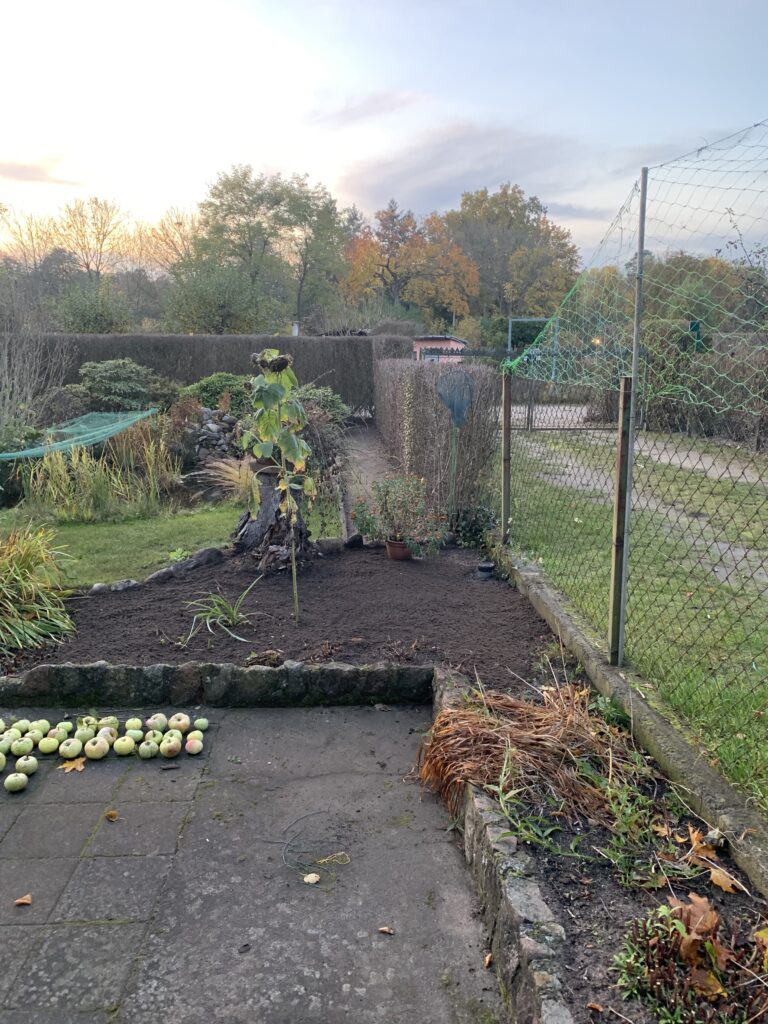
[418,686,643,826]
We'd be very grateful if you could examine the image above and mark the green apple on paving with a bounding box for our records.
[4,773,28,793]
[59,738,83,759]
[15,755,38,775]
[11,737,34,757]
[84,737,109,760]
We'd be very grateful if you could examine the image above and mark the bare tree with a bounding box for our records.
[0,297,71,441]
[0,208,57,271]
[144,207,200,273]
[56,197,126,280]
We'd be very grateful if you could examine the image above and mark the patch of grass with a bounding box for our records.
[0,501,340,588]
[552,432,768,551]
[0,504,238,587]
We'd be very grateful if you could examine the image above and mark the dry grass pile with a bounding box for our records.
[419,685,645,826]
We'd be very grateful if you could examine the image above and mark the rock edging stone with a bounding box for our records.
[0,660,434,708]
[433,667,574,1024]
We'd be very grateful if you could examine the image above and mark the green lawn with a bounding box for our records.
[498,434,768,808]
[0,501,339,588]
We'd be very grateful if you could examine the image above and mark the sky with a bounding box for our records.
[1,0,767,258]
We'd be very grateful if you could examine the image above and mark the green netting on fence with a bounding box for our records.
[506,120,768,422]
[0,410,158,461]
[501,119,768,805]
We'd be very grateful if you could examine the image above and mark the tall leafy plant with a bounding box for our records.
[243,350,316,621]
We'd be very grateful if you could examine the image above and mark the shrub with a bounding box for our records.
[56,283,132,334]
[0,421,44,506]
[373,360,501,524]
[78,358,152,411]
[78,359,178,413]
[180,373,253,416]
[352,476,445,555]
[0,527,74,652]
[294,384,350,425]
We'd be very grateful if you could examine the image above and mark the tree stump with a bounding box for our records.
[233,482,312,570]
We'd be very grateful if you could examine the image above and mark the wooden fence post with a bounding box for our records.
[608,376,632,665]
[501,372,511,544]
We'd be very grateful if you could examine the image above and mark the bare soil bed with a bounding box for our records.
[7,546,549,679]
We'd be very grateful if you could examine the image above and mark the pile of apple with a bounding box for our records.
[0,712,209,794]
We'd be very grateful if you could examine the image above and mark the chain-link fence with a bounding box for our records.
[504,121,768,807]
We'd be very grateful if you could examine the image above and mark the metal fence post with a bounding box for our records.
[501,371,511,544]
[608,376,632,664]
[614,166,648,666]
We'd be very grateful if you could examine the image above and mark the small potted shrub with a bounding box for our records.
[352,476,445,560]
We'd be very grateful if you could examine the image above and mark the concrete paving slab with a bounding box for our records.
[1,803,104,859]
[0,1012,112,1024]
[115,762,204,802]
[84,800,192,857]
[0,803,21,843]
[0,926,43,1002]
[0,858,79,925]
[4,922,147,1012]
[23,758,128,806]
[0,706,504,1023]
[52,855,173,922]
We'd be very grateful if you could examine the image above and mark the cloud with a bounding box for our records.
[546,201,614,220]
[0,161,76,185]
[309,90,419,128]
[339,121,587,213]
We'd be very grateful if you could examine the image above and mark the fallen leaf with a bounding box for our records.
[690,967,726,1000]
[104,810,120,822]
[373,704,391,712]
[14,894,32,906]
[652,819,672,838]
[710,866,747,894]
[378,926,395,935]
[483,953,493,969]
[57,757,86,773]
[754,926,768,971]
[586,1004,604,1013]
[303,873,321,885]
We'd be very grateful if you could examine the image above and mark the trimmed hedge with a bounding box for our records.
[35,333,413,412]
[374,359,501,517]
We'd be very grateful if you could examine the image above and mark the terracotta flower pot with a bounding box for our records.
[385,539,412,561]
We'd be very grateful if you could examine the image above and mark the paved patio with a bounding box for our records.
[0,706,503,1023]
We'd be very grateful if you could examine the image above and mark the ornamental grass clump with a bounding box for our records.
[352,475,446,555]
[0,527,74,652]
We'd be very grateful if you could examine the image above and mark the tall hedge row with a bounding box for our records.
[374,359,501,516]
[35,334,413,412]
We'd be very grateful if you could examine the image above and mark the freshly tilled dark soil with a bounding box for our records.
[11,546,550,679]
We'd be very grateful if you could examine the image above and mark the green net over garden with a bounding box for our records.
[0,410,158,461]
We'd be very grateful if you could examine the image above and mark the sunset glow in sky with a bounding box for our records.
[2,0,767,254]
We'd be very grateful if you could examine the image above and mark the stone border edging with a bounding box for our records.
[0,660,433,708]
[433,667,574,1024]
[488,539,768,898]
